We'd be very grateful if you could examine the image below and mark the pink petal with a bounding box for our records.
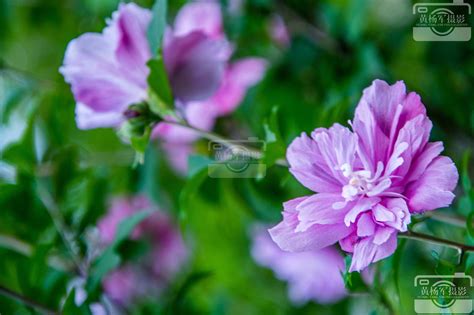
[349,232,397,272]
[344,197,380,226]
[286,133,342,193]
[75,103,124,130]
[210,58,268,116]
[356,212,376,237]
[173,2,223,38]
[295,193,350,231]
[60,3,150,127]
[164,31,230,102]
[269,197,352,252]
[405,156,458,212]
[404,141,443,184]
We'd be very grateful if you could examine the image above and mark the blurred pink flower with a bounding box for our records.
[98,195,187,305]
[270,80,458,272]
[153,1,267,173]
[60,2,230,129]
[251,227,347,305]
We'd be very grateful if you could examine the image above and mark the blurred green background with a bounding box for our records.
[0,0,473,314]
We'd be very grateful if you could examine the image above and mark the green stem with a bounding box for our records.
[164,120,289,167]
[0,284,57,314]
[399,231,474,255]
[36,183,87,276]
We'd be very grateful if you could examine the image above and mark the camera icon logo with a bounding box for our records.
[207,138,266,178]
[413,0,471,41]
[414,273,473,313]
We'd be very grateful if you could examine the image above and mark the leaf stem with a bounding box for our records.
[0,284,57,314]
[36,183,88,276]
[163,120,289,167]
[399,230,474,255]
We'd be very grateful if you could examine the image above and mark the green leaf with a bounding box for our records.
[147,57,174,117]
[462,150,472,192]
[179,155,212,224]
[164,271,213,313]
[467,211,474,239]
[147,0,168,55]
[261,107,286,171]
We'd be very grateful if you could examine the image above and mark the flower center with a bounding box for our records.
[339,162,387,202]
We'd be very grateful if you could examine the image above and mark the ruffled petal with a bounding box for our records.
[269,197,352,252]
[405,156,458,212]
[295,193,349,231]
[349,231,397,272]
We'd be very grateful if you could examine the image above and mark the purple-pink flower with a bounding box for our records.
[269,80,458,272]
[251,227,347,305]
[97,195,187,305]
[60,2,231,129]
[60,1,266,173]
[152,1,267,172]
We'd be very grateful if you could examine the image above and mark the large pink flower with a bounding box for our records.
[60,2,231,129]
[251,227,346,305]
[269,80,458,272]
[98,195,188,305]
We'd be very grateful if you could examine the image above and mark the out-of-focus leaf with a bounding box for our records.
[179,155,212,223]
[147,57,174,116]
[466,211,474,239]
[138,146,161,204]
[164,271,213,314]
[261,107,286,172]
[147,0,167,55]
[462,151,472,192]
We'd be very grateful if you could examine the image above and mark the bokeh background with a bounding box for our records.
[0,0,473,314]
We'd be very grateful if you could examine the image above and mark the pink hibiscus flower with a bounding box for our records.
[60,2,231,129]
[269,80,459,272]
[153,1,267,173]
[97,195,188,305]
[251,226,347,305]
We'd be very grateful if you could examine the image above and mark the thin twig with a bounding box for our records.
[163,120,289,167]
[36,183,87,276]
[399,230,474,255]
[0,284,57,315]
[275,1,344,56]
